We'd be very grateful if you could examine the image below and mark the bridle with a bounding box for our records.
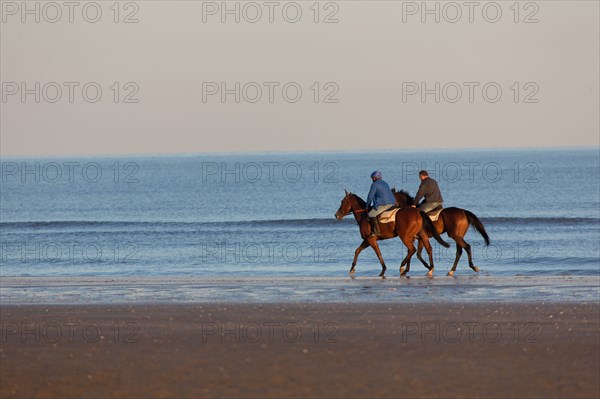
[342,201,366,217]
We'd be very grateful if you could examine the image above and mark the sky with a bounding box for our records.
[1,1,599,157]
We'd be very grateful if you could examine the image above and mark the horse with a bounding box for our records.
[393,189,490,276]
[334,190,450,277]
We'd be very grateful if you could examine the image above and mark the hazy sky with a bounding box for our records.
[1,1,598,156]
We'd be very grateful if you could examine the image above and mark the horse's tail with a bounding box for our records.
[420,211,450,248]
[465,210,491,246]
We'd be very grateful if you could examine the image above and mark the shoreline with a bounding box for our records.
[1,275,599,304]
[1,302,599,398]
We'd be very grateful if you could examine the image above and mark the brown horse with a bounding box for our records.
[335,191,450,277]
[393,189,490,276]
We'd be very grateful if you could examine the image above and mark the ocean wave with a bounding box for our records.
[483,217,600,225]
[0,219,342,229]
[1,216,599,230]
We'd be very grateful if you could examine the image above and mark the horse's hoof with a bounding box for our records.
[473,266,479,273]
[400,267,405,275]
[447,271,454,277]
[349,269,356,275]
[427,271,434,278]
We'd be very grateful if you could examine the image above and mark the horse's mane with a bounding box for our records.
[392,188,415,206]
[347,192,366,207]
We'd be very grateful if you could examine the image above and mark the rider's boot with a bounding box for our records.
[369,217,380,237]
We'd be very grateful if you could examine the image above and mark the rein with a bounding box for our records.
[349,208,367,225]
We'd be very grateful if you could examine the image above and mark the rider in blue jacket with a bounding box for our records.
[365,171,396,236]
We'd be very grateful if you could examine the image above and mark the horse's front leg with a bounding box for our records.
[350,240,369,274]
[419,235,435,278]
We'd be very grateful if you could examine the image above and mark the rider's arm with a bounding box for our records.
[366,183,377,208]
[413,181,426,205]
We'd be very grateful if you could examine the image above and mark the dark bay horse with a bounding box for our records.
[393,189,490,276]
[335,191,450,277]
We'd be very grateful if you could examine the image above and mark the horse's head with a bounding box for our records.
[335,190,353,220]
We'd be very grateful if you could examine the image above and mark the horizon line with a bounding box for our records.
[1,144,599,160]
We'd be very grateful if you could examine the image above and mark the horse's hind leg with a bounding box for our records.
[447,235,477,275]
[448,236,479,276]
[399,240,414,276]
[350,240,369,274]
[457,237,478,273]
[418,234,435,278]
[399,238,416,277]
[415,238,431,271]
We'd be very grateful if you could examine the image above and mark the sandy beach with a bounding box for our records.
[1,301,598,398]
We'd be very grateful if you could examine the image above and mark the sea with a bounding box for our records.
[1,147,599,281]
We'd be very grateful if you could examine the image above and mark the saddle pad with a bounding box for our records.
[428,208,443,222]
[379,208,400,224]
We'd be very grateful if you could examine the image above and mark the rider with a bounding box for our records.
[365,171,396,236]
[414,170,444,213]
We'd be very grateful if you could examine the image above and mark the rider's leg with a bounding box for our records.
[370,217,380,236]
[367,205,393,237]
[418,202,442,213]
[367,208,378,237]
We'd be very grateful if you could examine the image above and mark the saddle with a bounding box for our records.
[378,207,400,224]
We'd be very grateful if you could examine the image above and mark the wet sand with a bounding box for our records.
[1,302,599,398]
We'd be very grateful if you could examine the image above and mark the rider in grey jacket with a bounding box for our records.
[414,170,443,213]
